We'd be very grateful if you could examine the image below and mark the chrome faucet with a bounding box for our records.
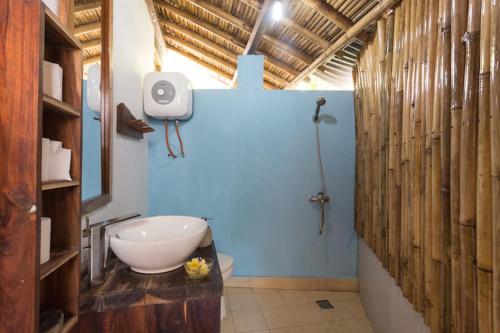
[82,212,140,286]
[309,192,330,234]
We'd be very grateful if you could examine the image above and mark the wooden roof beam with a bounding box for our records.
[160,0,312,64]
[82,38,101,49]
[279,16,329,49]
[242,0,272,55]
[74,21,101,35]
[169,46,278,90]
[233,0,272,85]
[74,0,100,13]
[157,3,246,48]
[165,34,287,88]
[299,0,354,32]
[159,17,294,82]
[155,5,301,77]
[286,0,399,88]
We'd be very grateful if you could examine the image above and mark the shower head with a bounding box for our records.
[313,97,326,122]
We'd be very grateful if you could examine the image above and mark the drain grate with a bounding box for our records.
[316,299,334,309]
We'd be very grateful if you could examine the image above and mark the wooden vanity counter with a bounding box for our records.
[72,243,223,333]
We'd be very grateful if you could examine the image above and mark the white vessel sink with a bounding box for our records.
[109,216,208,274]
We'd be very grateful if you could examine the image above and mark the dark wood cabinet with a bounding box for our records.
[0,1,82,332]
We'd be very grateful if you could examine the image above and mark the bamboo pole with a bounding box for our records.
[383,12,395,271]
[376,18,388,267]
[476,3,493,332]
[439,0,452,328]
[401,0,414,299]
[459,0,482,331]
[423,0,439,325]
[409,0,425,311]
[388,7,402,279]
[450,1,468,331]
[430,0,450,330]
[394,2,406,286]
[490,0,500,330]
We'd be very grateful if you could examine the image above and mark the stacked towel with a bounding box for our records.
[43,61,63,101]
[42,138,72,181]
[40,217,51,264]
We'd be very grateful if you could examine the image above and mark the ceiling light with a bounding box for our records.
[272,0,283,21]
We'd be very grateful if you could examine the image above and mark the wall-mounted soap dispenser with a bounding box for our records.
[144,72,193,158]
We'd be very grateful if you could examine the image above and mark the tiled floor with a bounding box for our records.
[221,288,374,333]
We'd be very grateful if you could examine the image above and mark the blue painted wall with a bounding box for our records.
[82,80,102,200]
[148,56,357,277]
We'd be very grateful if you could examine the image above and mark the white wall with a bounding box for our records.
[358,239,431,333]
[84,0,154,223]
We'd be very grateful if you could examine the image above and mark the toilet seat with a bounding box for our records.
[217,253,234,273]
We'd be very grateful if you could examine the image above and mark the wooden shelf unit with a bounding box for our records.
[39,4,82,329]
[42,180,80,191]
[43,94,81,117]
[40,248,79,280]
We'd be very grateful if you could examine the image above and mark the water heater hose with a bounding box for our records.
[164,120,177,158]
[175,120,185,158]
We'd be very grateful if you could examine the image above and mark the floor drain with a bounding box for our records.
[316,300,334,309]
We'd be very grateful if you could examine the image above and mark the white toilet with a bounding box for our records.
[217,253,234,320]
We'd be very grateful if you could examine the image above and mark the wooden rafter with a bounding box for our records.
[157,0,312,65]
[159,18,291,80]
[74,0,100,13]
[299,0,354,32]
[278,16,329,49]
[242,0,272,55]
[155,5,300,78]
[287,0,399,88]
[168,46,278,90]
[165,35,288,87]
[82,38,101,49]
[74,21,100,35]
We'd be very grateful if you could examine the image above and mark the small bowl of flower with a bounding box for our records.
[184,257,213,279]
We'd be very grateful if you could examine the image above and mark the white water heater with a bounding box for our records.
[143,72,192,120]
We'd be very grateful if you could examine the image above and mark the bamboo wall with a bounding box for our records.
[353,0,500,332]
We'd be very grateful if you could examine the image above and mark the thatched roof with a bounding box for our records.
[74,0,397,89]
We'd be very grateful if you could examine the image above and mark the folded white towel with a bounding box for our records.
[43,60,63,101]
[49,140,62,154]
[40,217,51,264]
[41,138,50,182]
[48,147,72,181]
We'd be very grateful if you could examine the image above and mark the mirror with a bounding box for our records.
[74,0,112,213]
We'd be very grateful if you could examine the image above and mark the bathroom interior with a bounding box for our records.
[1,0,499,332]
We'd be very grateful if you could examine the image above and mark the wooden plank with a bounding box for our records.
[103,307,146,333]
[40,248,79,280]
[43,95,81,117]
[0,1,42,332]
[41,180,80,191]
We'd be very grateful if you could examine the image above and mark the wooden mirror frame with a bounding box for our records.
[82,0,112,214]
